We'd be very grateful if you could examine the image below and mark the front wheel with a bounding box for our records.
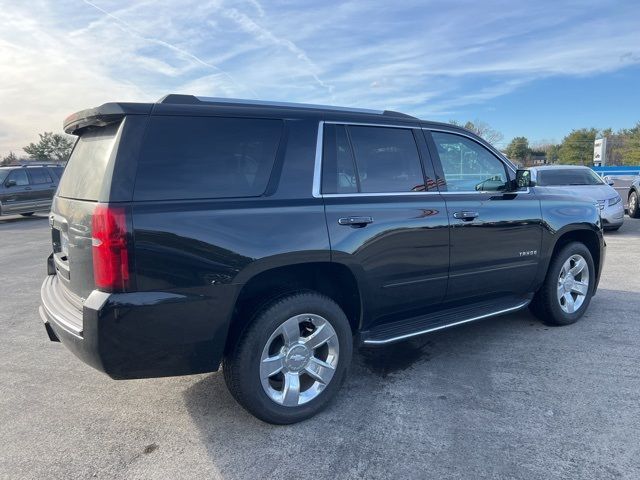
[530,242,595,326]
[223,291,353,424]
[629,191,640,218]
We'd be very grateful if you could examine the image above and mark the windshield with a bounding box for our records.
[0,170,9,184]
[537,169,604,186]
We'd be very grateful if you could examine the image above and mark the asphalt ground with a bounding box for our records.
[1,213,639,480]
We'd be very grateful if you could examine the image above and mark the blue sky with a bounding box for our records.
[1,0,639,155]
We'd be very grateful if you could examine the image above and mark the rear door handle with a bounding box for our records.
[453,211,479,221]
[338,216,374,227]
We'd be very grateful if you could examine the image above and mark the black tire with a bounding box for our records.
[20,212,35,217]
[629,191,640,218]
[604,226,621,232]
[223,291,353,424]
[530,242,595,326]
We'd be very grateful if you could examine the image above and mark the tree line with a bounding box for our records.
[1,132,75,166]
[457,120,640,166]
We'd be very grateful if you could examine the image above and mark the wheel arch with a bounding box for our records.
[544,226,603,288]
[224,261,363,354]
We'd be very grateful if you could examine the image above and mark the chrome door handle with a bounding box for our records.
[338,216,373,227]
[453,211,479,221]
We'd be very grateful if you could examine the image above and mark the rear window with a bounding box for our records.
[57,122,121,200]
[134,116,283,201]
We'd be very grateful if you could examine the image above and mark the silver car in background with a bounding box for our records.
[529,165,624,231]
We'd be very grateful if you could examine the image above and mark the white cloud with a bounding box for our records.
[1,0,639,156]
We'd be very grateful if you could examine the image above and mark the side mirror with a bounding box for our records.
[603,176,614,186]
[5,179,16,188]
[514,169,531,189]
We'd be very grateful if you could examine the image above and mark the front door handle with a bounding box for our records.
[453,211,479,221]
[338,216,374,227]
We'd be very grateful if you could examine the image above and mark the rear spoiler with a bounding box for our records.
[63,102,153,135]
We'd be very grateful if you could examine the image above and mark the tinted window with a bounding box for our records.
[135,116,283,200]
[29,168,52,184]
[49,167,64,180]
[58,122,120,200]
[537,169,603,186]
[321,125,358,194]
[432,132,507,192]
[348,126,424,193]
[7,169,29,186]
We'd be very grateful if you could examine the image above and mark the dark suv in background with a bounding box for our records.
[40,95,605,424]
[0,164,64,217]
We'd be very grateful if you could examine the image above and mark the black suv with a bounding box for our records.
[40,95,605,424]
[0,165,63,217]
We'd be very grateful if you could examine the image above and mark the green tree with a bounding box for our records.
[1,151,19,166]
[23,132,75,163]
[449,119,504,145]
[505,136,530,164]
[557,128,598,165]
[619,123,640,165]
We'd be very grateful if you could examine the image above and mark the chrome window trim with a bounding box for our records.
[312,121,324,198]
[313,120,435,198]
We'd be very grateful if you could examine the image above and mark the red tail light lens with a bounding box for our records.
[92,204,131,292]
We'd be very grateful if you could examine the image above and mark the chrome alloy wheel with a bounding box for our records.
[630,192,638,214]
[557,254,590,314]
[260,314,339,406]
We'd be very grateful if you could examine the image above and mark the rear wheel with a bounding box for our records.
[530,242,595,326]
[223,291,353,424]
[629,191,640,218]
[20,212,35,217]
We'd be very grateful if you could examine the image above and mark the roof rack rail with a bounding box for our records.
[157,94,415,117]
[383,110,418,120]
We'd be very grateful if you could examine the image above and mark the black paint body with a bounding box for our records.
[39,96,605,379]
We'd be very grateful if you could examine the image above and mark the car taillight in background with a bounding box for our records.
[91,204,132,292]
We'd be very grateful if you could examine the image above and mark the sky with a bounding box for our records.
[1,0,639,156]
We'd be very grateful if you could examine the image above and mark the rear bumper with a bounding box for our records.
[40,274,239,379]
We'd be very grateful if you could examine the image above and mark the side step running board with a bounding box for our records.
[361,296,532,345]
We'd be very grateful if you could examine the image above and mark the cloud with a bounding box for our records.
[0,0,639,156]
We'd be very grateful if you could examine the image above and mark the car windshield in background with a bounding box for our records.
[537,169,604,186]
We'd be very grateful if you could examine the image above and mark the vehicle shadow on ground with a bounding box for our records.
[180,308,549,478]
[0,214,48,225]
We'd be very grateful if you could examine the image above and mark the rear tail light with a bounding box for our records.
[91,204,132,292]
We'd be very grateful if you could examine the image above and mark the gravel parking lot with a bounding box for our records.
[1,214,639,480]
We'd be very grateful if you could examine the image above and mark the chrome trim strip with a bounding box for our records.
[196,97,383,115]
[312,121,324,198]
[323,192,441,198]
[362,300,530,345]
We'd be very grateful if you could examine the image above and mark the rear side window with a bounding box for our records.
[58,122,121,200]
[322,124,426,194]
[29,168,52,184]
[134,116,283,201]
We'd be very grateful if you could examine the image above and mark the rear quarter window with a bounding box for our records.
[134,116,283,201]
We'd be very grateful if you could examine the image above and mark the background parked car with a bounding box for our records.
[528,165,624,231]
[629,175,640,218]
[0,164,64,216]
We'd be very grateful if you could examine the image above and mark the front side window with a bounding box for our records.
[7,169,29,186]
[431,132,507,192]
